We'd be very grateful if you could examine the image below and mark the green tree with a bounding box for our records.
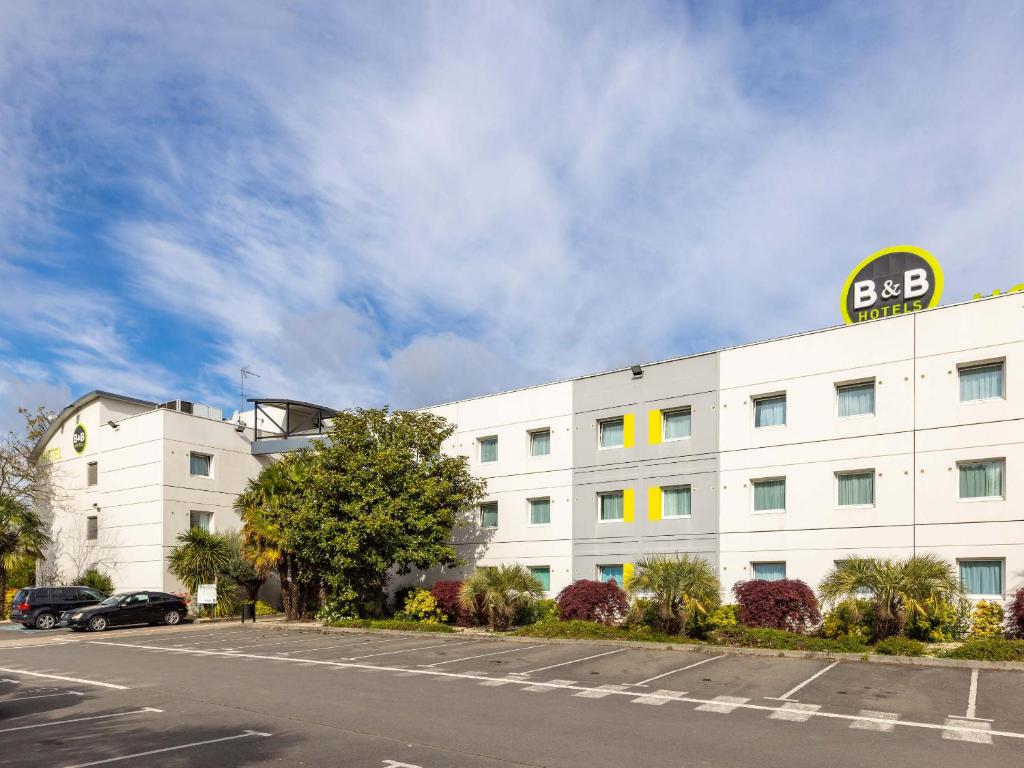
[167,528,232,594]
[0,493,51,617]
[627,554,721,635]
[220,531,267,603]
[818,555,963,640]
[297,408,487,615]
[459,564,543,631]
[74,567,115,596]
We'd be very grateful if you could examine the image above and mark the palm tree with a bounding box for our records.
[167,528,231,594]
[627,554,721,635]
[818,555,962,639]
[0,494,50,617]
[458,564,543,631]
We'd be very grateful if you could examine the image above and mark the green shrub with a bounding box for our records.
[686,603,740,639]
[516,618,695,644]
[74,568,115,597]
[317,597,360,624]
[874,636,927,656]
[939,638,1024,662]
[969,600,1005,639]
[212,581,242,617]
[906,597,972,642]
[711,626,869,653]
[323,618,456,632]
[255,600,278,616]
[521,598,559,625]
[820,599,875,640]
[396,589,445,623]
[627,597,659,630]
[2,588,17,619]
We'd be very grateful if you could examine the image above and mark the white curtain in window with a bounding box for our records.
[838,472,874,506]
[480,438,498,462]
[530,499,551,525]
[754,396,786,427]
[480,504,498,528]
[600,419,624,447]
[190,454,210,476]
[663,410,691,439]
[753,563,786,581]
[960,561,1002,595]
[837,383,875,417]
[753,479,786,510]
[959,461,1004,498]
[663,487,692,517]
[600,492,624,520]
[530,430,550,456]
[960,364,1004,401]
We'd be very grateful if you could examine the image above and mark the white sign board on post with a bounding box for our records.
[197,584,218,605]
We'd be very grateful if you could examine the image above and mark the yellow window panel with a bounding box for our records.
[648,409,662,445]
[623,413,635,448]
[647,486,662,521]
[623,488,635,522]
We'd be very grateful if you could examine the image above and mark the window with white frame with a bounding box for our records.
[189,452,212,477]
[836,380,875,417]
[529,566,551,592]
[598,491,624,521]
[480,502,498,529]
[752,562,786,581]
[598,417,625,448]
[529,429,551,457]
[837,470,875,507]
[86,515,98,541]
[958,459,1005,500]
[662,408,692,440]
[753,394,786,428]
[752,478,786,512]
[189,511,213,532]
[959,361,1004,402]
[478,436,498,463]
[959,559,1003,597]
[597,564,624,585]
[529,497,551,525]
[662,486,692,518]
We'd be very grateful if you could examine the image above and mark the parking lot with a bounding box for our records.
[2,623,1023,767]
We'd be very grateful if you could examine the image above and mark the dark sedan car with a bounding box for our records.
[60,591,188,632]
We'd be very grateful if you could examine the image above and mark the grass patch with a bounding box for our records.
[710,626,869,653]
[515,619,697,644]
[324,619,457,633]
[939,638,1024,662]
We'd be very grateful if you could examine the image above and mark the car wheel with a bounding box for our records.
[88,615,108,632]
[34,613,57,630]
[163,610,182,626]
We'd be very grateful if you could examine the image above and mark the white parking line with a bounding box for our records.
[87,641,1022,742]
[421,644,544,667]
[520,648,625,675]
[60,729,272,767]
[4,691,85,703]
[626,654,725,687]
[944,717,993,744]
[0,707,161,734]
[0,667,129,690]
[954,668,994,721]
[343,640,476,660]
[771,661,840,701]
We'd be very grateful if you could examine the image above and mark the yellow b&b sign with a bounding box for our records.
[840,246,943,324]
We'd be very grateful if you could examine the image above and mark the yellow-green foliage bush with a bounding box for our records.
[970,600,1005,638]
[3,588,18,619]
[707,603,740,630]
[255,601,278,616]
[906,597,971,642]
[400,589,445,623]
[821,599,875,640]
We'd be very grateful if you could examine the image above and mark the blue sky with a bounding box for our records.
[1,2,1023,433]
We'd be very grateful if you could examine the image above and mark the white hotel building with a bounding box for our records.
[32,294,1023,603]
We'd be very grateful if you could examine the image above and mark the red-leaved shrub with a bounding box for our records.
[555,579,629,626]
[733,579,821,633]
[430,580,481,626]
[1009,587,1024,638]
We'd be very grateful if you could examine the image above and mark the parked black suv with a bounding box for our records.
[10,586,106,630]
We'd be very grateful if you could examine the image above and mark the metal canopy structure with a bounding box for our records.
[248,398,339,454]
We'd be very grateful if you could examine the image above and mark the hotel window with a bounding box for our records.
[958,459,1005,500]
[752,562,786,581]
[959,361,1004,402]
[662,486,692,518]
[598,564,624,585]
[752,478,786,512]
[837,381,875,417]
[529,497,551,525]
[529,429,551,457]
[753,394,786,428]
[529,566,551,592]
[837,470,875,507]
[189,452,212,477]
[662,408,692,440]
[480,502,498,529]
[86,515,98,541]
[598,491,625,521]
[598,417,624,448]
[959,559,1003,597]
[478,436,498,463]
[189,511,213,533]
[87,461,98,486]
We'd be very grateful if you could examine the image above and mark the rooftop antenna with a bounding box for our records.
[239,365,260,421]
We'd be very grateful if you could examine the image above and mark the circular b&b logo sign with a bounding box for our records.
[72,424,88,454]
[840,246,943,324]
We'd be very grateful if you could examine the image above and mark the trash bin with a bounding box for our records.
[241,603,256,623]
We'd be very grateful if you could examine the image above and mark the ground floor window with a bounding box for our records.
[529,566,551,592]
[959,559,1003,597]
[752,562,786,581]
[598,564,624,585]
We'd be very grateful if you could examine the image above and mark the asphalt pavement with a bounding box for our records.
[1,622,1022,767]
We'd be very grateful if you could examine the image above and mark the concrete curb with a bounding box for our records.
[248,620,1024,672]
